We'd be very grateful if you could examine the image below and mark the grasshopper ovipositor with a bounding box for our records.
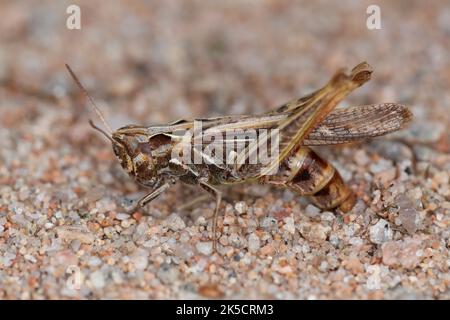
[66,62,412,250]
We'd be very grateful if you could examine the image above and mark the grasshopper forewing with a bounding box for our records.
[66,62,412,252]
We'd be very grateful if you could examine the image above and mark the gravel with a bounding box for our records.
[305,204,321,218]
[195,242,213,256]
[89,270,106,289]
[397,195,419,235]
[166,214,186,232]
[234,202,248,215]
[247,233,261,252]
[381,237,426,269]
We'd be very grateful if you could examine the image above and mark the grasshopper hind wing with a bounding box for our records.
[303,103,413,145]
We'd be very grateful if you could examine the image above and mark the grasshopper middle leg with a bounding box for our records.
[200,181,222,252]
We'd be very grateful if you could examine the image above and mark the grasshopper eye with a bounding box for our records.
[112,143,122,158]
[137,142,153,155]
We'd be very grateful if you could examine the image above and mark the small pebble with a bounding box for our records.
[374,168,397,186]
[24,254,37,263]
[116,213,130,221]
[56,226,95,244]
[305,204,321,217]
[396,195,419,234]
[369,219,393,244]
[260,244,275,256]
[343,258,364,274]
[44,222,54,230]
[131,248,149,270]
[89,270,105,289]
[196,241,213,255]
[120,219,131,228]
[354,150,370,166]
[299,223,331,243]
[261,217,277,231]
[166,214,186,231]
[282,216,296,235]
[70,240,81,252]
[235,201,248,215]
[87,256,102,267]
[157,264,180,284]
[370,159,393,174]
[382,237,425,269]
[247,233,261,252]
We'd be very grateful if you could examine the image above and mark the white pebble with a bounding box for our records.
[321,211,335,222]
[196,241,213,255]
[121,219,131,228]
[369,159,393,174]
[116,213,130,220]
[349,237,363,246]
[235,201,248,215]
[1,252,16,267]
[369,219,393,244]
[248,233,261,252]
[89,270,105,289]
[196,216,207,226]
[70,240,81,252]
[261,217,277,230]
[44,222,54,229]
[87,256,102,267]
[366,265,381,290]
[24,254,37,263]
[131,249,149,270]
[112,271,123,284]
[56,226,95,244]
[166,214,186,231]
[283,217,296,235]
[305,204,321,217]
[157,264,180,284]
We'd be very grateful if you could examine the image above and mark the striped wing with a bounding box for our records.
[162,103,411,146]
[303,103,412,145]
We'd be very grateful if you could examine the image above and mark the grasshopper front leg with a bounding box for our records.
[128,181,173,214]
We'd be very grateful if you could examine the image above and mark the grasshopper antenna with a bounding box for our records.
[65,64,113,135]
[89,120,115,144]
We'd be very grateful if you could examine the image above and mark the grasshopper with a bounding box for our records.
[66,62,412,250]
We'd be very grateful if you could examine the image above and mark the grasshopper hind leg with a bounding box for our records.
[267,146,356,213]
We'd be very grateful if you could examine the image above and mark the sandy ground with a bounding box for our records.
[0,0,449,299]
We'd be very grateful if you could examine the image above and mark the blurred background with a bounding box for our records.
[0,0,449,299]
[1,0,449,127]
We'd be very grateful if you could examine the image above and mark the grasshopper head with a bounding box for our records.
[112,127,155,180]
[111,126,171,186]
[64,65,168,187]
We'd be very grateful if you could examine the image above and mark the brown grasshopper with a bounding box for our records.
[66,62,412,250]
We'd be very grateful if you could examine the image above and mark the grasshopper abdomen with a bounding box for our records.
[267,146,355,212]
